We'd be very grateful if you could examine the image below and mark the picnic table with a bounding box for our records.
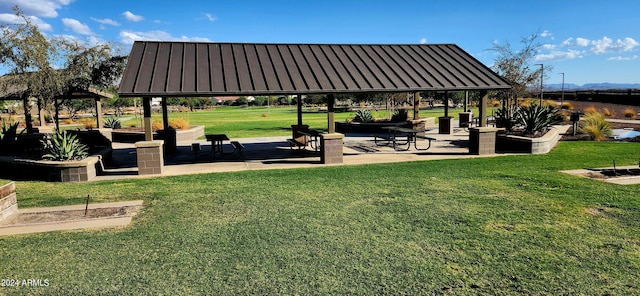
[298,129,322,151]
[378,126,435,151]
[205,134,229,158]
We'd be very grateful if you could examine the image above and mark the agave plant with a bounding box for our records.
[353,109,374,123]
[41,130,89,161]
[513,103,564,135]
[103,117,122,129]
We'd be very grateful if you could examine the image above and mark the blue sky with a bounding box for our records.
[1,0,639,85]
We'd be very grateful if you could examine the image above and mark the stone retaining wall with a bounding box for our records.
[0,182,17,223]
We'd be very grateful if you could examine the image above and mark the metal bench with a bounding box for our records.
[413,135,436,150]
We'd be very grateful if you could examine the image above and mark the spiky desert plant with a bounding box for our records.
[103,117,122,129]
[169,117,189,130]
[583,106,598,114]
[579,112,612,141]
[561,102,574,110]
[602,108,615,118]
[513,103,564,135]
[624,108,636,119]
[353,109,374,123]
[41,130,89,161]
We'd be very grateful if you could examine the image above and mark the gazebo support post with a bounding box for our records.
[479,92,488,127]
[142,97,153,141]
[459,91,472,128]
[413,92,420,120]
[320,94,343,164]
[159,97,176,153]
[95,98,103,129]
[291,94,308,144]
[22,94,33,134]
[438,91,453,134]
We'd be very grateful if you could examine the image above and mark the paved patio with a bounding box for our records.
[95,127,505,181]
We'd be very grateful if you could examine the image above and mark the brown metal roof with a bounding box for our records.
[118,41,510,97]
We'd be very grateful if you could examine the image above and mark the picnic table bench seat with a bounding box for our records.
[287,138,306,150]
[230,141,245,156]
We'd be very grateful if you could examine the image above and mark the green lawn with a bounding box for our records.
[1,141,639,295]
[121,106,485,138]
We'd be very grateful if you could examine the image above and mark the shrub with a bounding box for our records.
[169,118,189,130]
[561,102,574,110]
[513,103,564,135]
[353,109,374,123]
[103,117,122,129]
[602,108,615,118]
[390,109,408,122]
[543,99,557,107]
[624,108,636,119]
[151,119,163,131]
[41,130,89,161]
[0,121,19,155]
[488,99,501,107]
[579,113,612,141]
[583,106,598,114]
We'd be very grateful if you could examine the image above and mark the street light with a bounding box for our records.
[559,73,565,106]
[535,64,544,105]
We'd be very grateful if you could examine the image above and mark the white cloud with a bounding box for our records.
[562,37,591,47]
[540,30,552,38]
[542,44,555,50]
[419,38,427,44]
[90,17,120,27]
[534,49,584,62]
[607,55,638,61]
[591,36,639,54]
[205,13,216,22]
[0,13,53,31]
[575,38,590,47]
[122,11,144,22]
[119,30,211,44]
[0,0,73,18]
[62,18,93,35]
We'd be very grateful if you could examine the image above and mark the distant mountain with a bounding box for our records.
[544,83,640,90]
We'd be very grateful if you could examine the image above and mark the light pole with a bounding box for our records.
[535,64,544,105]
[559,72,565,107]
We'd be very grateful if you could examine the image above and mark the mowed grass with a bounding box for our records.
[1,141,639,295]
[123,106,484,138]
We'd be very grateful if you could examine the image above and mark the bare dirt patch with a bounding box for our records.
[5,205,142,225]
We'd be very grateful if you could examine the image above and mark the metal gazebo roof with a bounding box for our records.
[118,41,510,97]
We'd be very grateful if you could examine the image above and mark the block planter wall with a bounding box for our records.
[0,182,17,223]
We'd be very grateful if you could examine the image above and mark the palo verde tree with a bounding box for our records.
[489,33,552,126]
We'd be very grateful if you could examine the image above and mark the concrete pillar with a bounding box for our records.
[469,127,499,155]
[438,116,454,134]
[479,92,488,127]
[320,133,344,164]
[135,140,164,175]
[459,112,473,128]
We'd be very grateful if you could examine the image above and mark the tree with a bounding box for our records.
[0,6,58,133]
[490,34,553,129]
[0,6,126,131]
[489,33,552,116]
